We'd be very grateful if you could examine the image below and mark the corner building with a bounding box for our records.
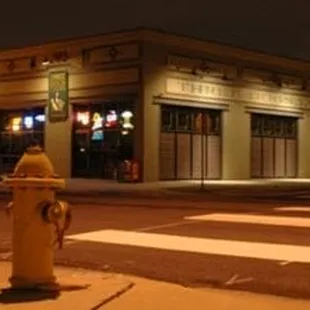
[0,28,310,181]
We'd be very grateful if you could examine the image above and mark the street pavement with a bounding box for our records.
[2,196,310,304]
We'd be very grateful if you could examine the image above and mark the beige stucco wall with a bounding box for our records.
[44,105,72,178]
[141,43,166,182]
[222,103,251,179]
[298,111,310,178]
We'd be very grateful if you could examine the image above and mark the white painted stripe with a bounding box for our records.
[274,207,310,212]
[68,229,310,263]
[184,213,310,228]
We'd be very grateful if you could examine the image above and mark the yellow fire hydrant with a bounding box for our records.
[3,145,71,291]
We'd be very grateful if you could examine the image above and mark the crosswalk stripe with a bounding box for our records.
[68,229,310,263]
[274,207,310,212]
[184,213,310,228]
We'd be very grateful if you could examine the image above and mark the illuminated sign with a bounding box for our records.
[12,117,22,132]
[91,112,104,141]
[35,114,45,122]
[77,112,90,125]
[105,110,118,128]
[91,112,103,130]
[121,110,134,129]
[24,116,34,129]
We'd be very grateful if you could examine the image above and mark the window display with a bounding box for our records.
[72,102,135,179]
[11,117,22,132]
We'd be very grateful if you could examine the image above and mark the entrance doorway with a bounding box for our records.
[251,113,297,178]
[72,102,135,179]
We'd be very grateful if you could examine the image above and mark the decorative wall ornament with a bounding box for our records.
[7,60,15,72]
[48,71,69,122]
[108,46,119,60]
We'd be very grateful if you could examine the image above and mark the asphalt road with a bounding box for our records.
[1,196,310,300]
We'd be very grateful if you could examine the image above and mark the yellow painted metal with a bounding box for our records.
[4,145,66,290]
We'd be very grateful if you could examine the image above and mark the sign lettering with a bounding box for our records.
[166,78,310,109]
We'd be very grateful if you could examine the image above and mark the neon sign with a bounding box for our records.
[105,110,118,128]
[77,112,90,125]
[23,114,45,129]
[24,116,34,129]
[91,112,104,141]
[121,110,134,129]
[35,114,45,122]
[91,112,103,130]
[12,117,22,132]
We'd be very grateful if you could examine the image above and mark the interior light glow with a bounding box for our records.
[35,114,45,122]
[12,117,22,132]
[24,116,34,129]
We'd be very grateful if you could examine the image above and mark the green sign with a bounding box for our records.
[48,71,69,122]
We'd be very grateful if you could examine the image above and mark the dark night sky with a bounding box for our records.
[2,0,310,60]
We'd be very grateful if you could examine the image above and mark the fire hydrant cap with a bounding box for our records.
[12,146,56,178]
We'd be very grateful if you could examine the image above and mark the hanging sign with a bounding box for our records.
[48,71,69,122]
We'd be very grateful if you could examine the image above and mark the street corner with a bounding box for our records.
[0,265,135,310]
[101,276,310,310]
[53,267,136,310]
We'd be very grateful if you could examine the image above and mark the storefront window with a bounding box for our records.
[192,111,203,133]
[251,114,262,136]
[72,101,135,179]
[252,113,297,139]
[263,117,273,136]
[274,118,284,137]
[161,108,175,131]
[161,105,221,135]
[285,118,297,138]
[206,111,221,135]
[0,107,45,173]
[176,109,191,131]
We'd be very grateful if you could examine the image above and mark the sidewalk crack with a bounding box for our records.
[90,281,135,310]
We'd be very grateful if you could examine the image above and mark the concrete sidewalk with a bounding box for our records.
[0,261,310,310]
[1,178,310,204]
[0,261,134,310]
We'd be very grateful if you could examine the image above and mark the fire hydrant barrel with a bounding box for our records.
[4,145,65,290]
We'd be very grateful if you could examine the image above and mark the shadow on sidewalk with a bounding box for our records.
[0,287,60,304]
[0,283,90,304]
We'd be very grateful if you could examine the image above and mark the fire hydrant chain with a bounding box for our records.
[41,200,72,249]
[52,207,72,249]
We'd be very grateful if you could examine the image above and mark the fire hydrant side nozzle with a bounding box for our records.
[3,145,71,291]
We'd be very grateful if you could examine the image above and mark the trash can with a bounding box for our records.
[118,160,139,182]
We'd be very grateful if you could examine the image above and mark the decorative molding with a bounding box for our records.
[154,96,229,110]
[167,54,306,89]
[0,57,34,75]
[87,43,140,65]
[165,77,310,111]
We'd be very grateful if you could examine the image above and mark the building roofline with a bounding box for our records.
[138,27,310,73]
[0,26,309,72]
[140,27,310,65]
